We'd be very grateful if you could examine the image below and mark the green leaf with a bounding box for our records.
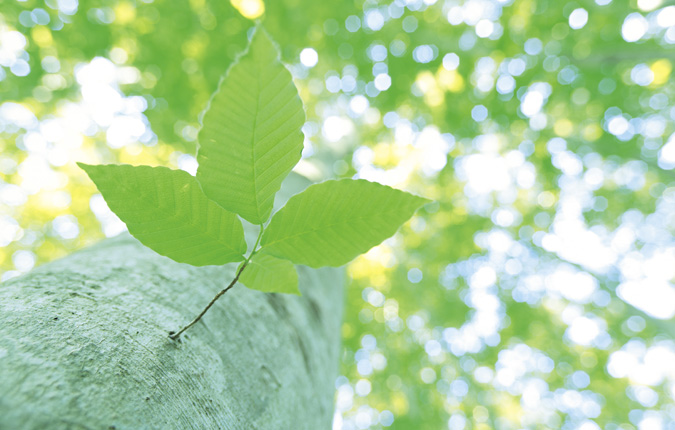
[260,179,430,268]
[196,27,305,225]
[238,252,300,295]
[78,163,247,266]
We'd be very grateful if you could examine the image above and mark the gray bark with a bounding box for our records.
[0,178,344,429]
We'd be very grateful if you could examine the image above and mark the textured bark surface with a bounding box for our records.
[0,209,343,429]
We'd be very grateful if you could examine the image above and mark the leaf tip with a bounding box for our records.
[418,196,433,207]
[248,23,278,56]
[76,161,91,171]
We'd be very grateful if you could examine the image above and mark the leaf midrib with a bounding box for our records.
[263,204,416,249]
[104,166,243,255]
[250,54,262,223]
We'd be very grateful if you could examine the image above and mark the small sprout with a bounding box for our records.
[79,26,429,340]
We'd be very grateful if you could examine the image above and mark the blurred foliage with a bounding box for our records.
[1,0,675,429]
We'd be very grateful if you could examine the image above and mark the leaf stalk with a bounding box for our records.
[169,224,265,340]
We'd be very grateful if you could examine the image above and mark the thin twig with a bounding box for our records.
[169,261,247,340]
[169,224,265,341]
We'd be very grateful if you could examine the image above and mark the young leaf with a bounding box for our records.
[260,179,429,268]
[78,163,247,266]
[196,27,305,225]
[238,252,300,295]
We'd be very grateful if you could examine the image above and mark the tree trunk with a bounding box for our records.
[0,220,343,429]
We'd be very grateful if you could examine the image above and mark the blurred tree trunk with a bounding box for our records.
[0,212,343,429]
